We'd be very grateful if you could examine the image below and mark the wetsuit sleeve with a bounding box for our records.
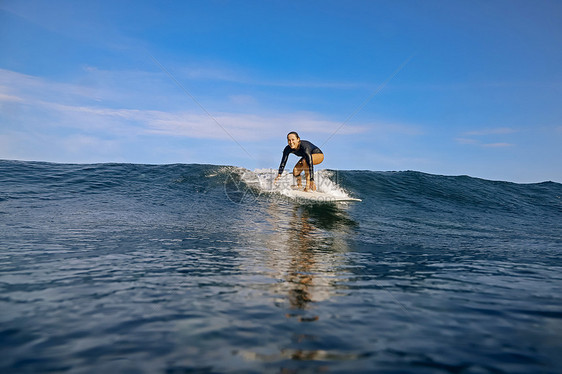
[278,146,291,175]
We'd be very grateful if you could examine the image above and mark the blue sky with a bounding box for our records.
[1,0,561,183]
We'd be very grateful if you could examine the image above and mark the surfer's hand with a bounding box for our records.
[274,175,281,184]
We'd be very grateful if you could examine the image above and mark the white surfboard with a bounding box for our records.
[281,189,361,202]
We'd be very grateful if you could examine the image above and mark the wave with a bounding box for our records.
[1,160,560,217]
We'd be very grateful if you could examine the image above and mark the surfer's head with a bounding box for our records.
[287,131,300,149]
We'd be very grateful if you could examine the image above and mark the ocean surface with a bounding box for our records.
[1,159,561,373]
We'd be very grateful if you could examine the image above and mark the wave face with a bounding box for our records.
[1,160,561,373]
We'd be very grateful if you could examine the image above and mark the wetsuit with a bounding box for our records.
[278,140,323,181]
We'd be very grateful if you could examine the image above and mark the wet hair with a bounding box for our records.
[287,131,300,139]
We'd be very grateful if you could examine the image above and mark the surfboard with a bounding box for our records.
[281,189,361,202]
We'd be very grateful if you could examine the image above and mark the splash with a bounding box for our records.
[241,168,353,199]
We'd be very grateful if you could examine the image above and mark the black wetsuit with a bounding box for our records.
[278,140,323,181]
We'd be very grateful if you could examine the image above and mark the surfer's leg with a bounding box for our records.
[302,159,310,181]
[312,153,324,165]
[301,159,312,191]
[302,154,323,181]
[293,159,305,187]
[303,154,323,191]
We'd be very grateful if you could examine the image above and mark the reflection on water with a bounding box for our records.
[239,202,359,365]
[267,203,357,308]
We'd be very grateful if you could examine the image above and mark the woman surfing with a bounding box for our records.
[274,132,324,192]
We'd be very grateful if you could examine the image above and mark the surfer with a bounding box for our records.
[274,132,324,192]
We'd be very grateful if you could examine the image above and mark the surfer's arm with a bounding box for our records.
[277,146,291,176]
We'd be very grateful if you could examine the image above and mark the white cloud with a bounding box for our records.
[180,65,247,83]
[456,138,515,148]
[145,111,369,141]
[0,130,125,163]
[482,142,513,148]
[60,134,121,156]
[0,68,370,143]
[457,127,518,148]
[0,68,105,104]
[455,137,479,145]
[0,91,24,103]
[228,94,258,106]
[174,62,364,89]
[1,67,426,166]
[370,121,424,136]
[463,127,518,136]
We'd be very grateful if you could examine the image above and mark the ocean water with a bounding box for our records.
[1,159,561,373]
